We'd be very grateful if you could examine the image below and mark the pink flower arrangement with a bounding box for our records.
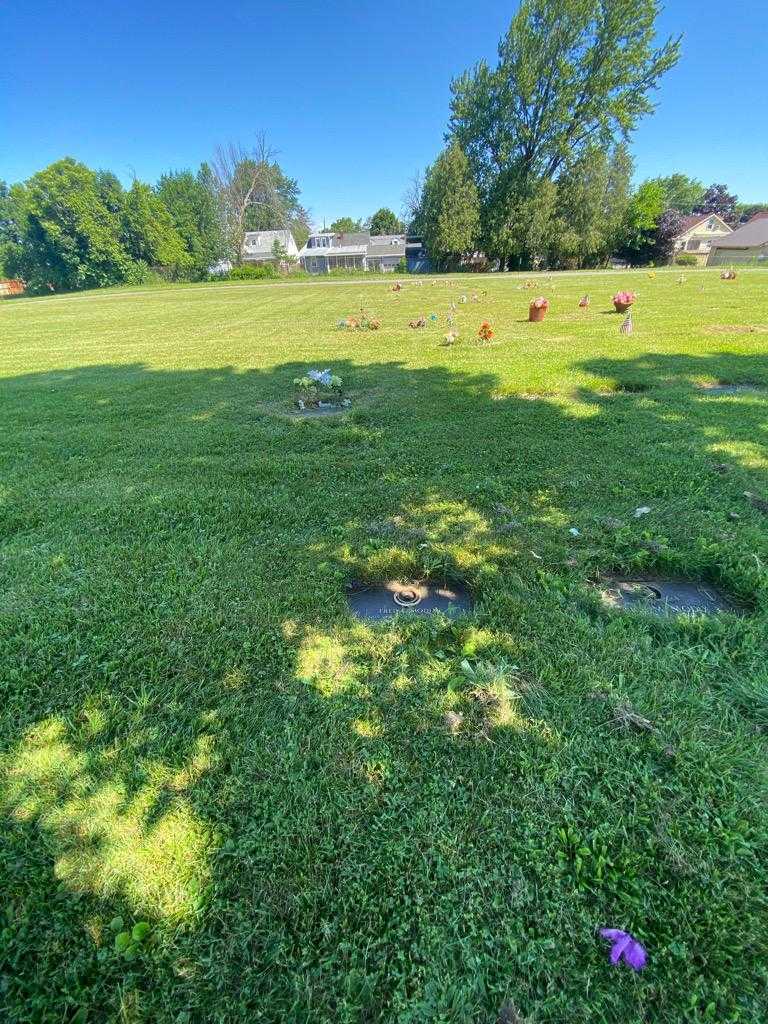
[530,296,550,309]
[613,290,636,313]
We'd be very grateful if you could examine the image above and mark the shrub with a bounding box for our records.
[395,257,408,274]
[227,263,278,280]
[675,253,698,267]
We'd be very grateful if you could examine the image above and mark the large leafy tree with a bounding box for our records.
[420,143,480,268]
[6,158,132,292]
[0,181,23,275]
[157,166,223,274]
[211,136,310,261]
[695,183,738,224]
[653,207,683,263]
[328,217,362,233]
[368,208,403,235]
[450,0,679,191]
[120,181,192,272]
[618,179,666,264]
[647,173,704,214]
[551,144,632,267]
[448,0,679,268]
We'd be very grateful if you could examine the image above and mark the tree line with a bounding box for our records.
[405,0,762,270]
[0,136,311,294]
[2,0,765,292]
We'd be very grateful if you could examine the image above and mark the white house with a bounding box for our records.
[671,213,732,265]
[242,229,299,264]
[298,231,407,273]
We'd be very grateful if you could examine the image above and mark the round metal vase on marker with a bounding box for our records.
[346,581,473,621]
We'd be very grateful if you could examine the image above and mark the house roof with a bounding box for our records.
[368,234,406,257]
[299,244,367,258]
[675,213,731,236]
[710,218,768,249]
[242,229,295,256]
[748,212,768,222]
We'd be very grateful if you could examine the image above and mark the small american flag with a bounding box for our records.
[619,311,633,335]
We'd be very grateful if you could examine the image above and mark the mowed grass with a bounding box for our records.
[1,269,767,1023]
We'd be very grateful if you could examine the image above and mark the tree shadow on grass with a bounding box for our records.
[1,354,768,1022]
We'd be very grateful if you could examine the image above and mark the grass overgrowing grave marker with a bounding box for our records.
[697,380,765,396]
[346,579,474,621]
[598,577,743,616]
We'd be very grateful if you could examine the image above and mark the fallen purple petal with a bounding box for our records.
[599,928,647,971]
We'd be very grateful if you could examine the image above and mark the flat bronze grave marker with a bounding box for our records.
[599,578,741,616]
[347,581,473,621]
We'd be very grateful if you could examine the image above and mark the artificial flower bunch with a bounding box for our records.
[293,368,344,407]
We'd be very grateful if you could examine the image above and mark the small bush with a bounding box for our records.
[227,264,278,281]
[395,257,408,274]
[675,253,698,267]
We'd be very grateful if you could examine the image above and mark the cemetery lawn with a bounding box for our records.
[2,269,768,1024]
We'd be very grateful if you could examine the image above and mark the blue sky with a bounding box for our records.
[2,1,766,227]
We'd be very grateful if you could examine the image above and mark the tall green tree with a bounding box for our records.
[0,181,22,275]
[328,217,362,233]
[120,181,192,272]
[551,144,632,267]
[485,176,558,269]
[6,158,132,292]
[619,179,666,264]
[450,0,680,190]
[157,166,223,274]
[420,143,480,268]
[368,208,403,235]
[647,173,704,214]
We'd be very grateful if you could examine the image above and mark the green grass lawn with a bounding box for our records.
[2,269,767,1023]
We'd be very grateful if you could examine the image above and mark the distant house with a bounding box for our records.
[366,234,407,272]
[298,231,425,273]
[671,213,732,265]
[242,229,299,264]
[708,218,768,266]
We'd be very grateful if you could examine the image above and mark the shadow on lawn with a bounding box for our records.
[1,351,768,1021]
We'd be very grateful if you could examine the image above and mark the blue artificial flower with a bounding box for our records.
[308,369,333,387]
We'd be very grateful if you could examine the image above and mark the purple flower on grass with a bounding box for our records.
[599,928,647,971]
[308,369,332,387]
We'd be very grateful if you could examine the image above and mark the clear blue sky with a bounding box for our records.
[2,1,766,227]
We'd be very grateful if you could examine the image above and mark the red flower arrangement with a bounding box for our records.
[529,296,549,322]
[478,320,494,342]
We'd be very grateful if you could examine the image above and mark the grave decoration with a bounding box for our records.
[612,290,635,313]
[441,330,459,346]
[391,281,403,292]
[677,274,686,285]
[529,296,549,322]
[459,294,468,304]
[293,368,348,410]
[471,292,479,302]
[338,309,380,330]
[477,320,494,343]
[599,929,647,972]
[429,313,438,322]
[409,315,427,329]
[619,311,633,335]
[578,295,590,310]
[720,268,737,280]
